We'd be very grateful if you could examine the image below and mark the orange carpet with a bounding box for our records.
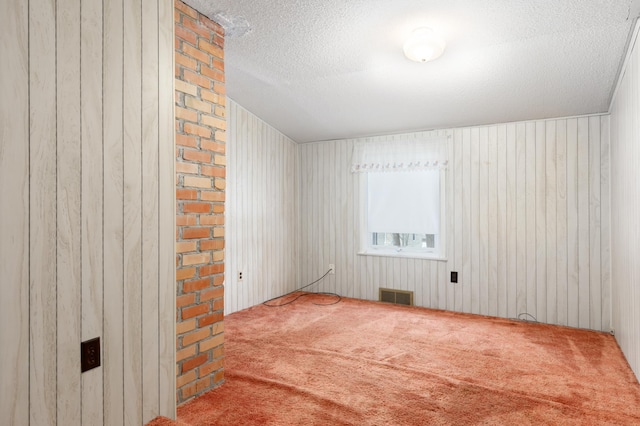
[149,294,640,425]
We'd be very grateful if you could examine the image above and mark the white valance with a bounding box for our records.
[351,136,449,173]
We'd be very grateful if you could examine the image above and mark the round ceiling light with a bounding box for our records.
[403,27,446,63]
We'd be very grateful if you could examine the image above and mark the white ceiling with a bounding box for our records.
[184,0,639,143]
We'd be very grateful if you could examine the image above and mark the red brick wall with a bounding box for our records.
[174,0,226,404]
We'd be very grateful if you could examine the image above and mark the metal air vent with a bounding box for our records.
[379,288,414,306]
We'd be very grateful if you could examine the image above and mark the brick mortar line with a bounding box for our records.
[175,0,226,404]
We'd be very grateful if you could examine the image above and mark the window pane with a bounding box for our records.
[372,233,436,250]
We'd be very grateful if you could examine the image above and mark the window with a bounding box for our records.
[364,169,443,258]
[351,137,448,260]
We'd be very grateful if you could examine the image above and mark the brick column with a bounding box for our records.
[174,0,226,404]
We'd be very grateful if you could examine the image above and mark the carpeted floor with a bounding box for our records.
[149,294,640,425]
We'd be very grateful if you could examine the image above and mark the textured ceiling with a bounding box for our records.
[184,0,639,143]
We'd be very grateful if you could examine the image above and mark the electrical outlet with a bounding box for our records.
[238,271,243,281]
[329,264,335,274]
[81,337,101,373]
[450,271,458,283]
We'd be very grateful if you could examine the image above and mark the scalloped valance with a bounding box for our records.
[351,136,449,173]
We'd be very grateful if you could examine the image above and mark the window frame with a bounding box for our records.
[357,169,448,261]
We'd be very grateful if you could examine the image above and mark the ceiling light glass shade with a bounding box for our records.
[403,27,446,63]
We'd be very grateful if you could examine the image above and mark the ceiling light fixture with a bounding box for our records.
[403,27,446,63]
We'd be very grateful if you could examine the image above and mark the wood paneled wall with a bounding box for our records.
[0,0,175,424]
[225,101,299,314]
[298,116,611,332]
[610,26,640,381]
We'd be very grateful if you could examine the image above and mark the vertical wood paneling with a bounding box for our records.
[636,45,640,377]
[276,132,283,297]
[577,117,590,329]
[237,110,246,306]
[224,113,629,329]
[463,129,471,311]
[525,122,536,318]
[2,0,175,423]
[535,121,546,323]
[341,141,351,298]
[415,258,424,306]
[515,123,526,317]
[545,121,557,324]
[556,120,568,326]
[123,0,143,422]
[142,0,160,420]
[329,139,337,294]
[632,39,637,372]
[230,98,240,312]
[437,260,446,310]
[599,116,611,333]
[231,106,238,310]
[470,128,480,313]
[588,116,602,331]
[229,100,240,312]
[636,46,640,377]
[321,143,330,292]
[453,129,463,312]
[631,47,638,376]
[295,115,610,332]
[487,126,498,317]
[296,134,304,290]
[103,0,125,423]
[610,24,640,382]
[497,125,508,318]
[244,111,251,305]
[629,50,636,375]
[158,0,176,418]
[443,129,454,311]
[0,1,29,424]
[506,123,517,319]
[271,129,278,298]
[225,101,299,314]
[636,56,640,380]
[566,118,579,327]
[254,121,262,307]
[347,140,357,298]
[29,0,57,423]
[294,133,301,292]
[81,0,104,422]
[56,0,83,423]
[479,128,488,315]
[317,142,326,291]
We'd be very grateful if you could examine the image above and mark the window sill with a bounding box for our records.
[357,251,448,262]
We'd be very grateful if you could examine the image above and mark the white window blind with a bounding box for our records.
[367,170,439,235]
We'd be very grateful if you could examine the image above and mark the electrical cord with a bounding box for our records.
[262,269,342,307]
[511,312,538,322]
